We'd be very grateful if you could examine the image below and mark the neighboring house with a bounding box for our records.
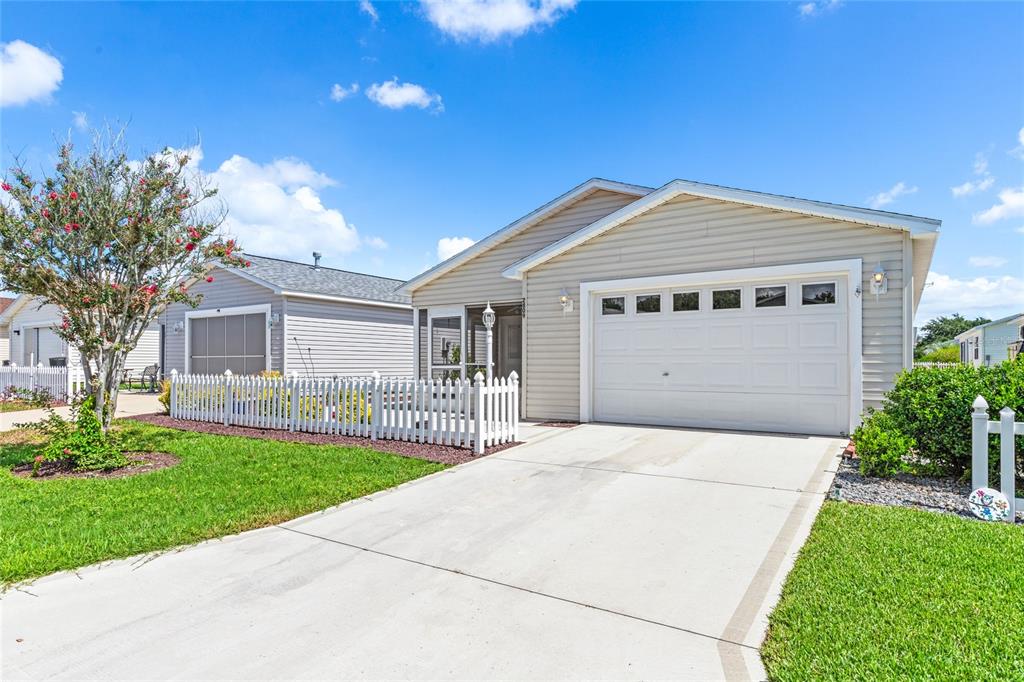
[401,177,940,437]
[955,313,1024,367]
[159,254,412,377]
[0,296,15,363]
[0,295,160,371]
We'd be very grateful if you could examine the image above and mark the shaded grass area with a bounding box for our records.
[0,421,446,585]
[762,501,1024,680]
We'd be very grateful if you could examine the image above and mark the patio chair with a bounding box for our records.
[139,364,160,392]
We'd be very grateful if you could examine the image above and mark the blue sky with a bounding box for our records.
[2,0,1022,322]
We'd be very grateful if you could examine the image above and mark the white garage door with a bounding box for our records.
[592,274,850,436]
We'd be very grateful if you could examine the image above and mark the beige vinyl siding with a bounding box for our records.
[524,194,907,421]
[8,297,159,371]
[284,297,413,377]
[160,270,284,374]
[413,189,640,307]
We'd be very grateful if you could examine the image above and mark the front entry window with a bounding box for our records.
[429,316,462,381]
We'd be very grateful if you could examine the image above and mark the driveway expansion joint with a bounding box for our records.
[276,524,760,654]
[491,455,824,496]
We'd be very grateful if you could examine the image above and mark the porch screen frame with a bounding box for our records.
[185,303,271,375]
[426,306,466,380]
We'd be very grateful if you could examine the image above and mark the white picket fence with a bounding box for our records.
[972,395,1023,521]
[169,370,519,454]
[913,362,960,369]
[0,364,81,402]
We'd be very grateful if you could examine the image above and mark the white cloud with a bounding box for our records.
[973,186,1024,224]
[360,0,379,21]
[72,110,88,131]
[421,0,577,43]
[154,146,362,262]
[0,40,63,107]
[951,151,995,197]
[364,235,389,249]
[437,236,476,261]
[1016,226,1024,235]
[968,256,1008,268]
[330,82,360,101]
[867,181,918,209]
[917,271,1024,324]
[366,77,443,112]
[798,0,842,17]
[951,176,995,198]
[1010,127,1024,160]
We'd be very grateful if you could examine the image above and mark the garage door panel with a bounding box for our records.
[592,273,850,436]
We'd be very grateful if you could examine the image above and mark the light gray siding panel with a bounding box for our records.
[413,190,639,307]
[284,297,413,377]
[523,194,907,421]
[159,270,283,374]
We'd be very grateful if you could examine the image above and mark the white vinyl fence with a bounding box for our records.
[169,370,519,454]
[0,364,83,402]
[972,395,1023,521]
[913,362,960,369]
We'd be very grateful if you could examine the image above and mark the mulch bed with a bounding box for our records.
[11,451,180,480]
[128,413,520,465]
[831,455,1023,523]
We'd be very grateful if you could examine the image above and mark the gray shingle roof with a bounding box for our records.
[236,255,410,305]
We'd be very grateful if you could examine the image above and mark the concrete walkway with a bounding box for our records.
[2,423,843,681]
[0,392,163,431]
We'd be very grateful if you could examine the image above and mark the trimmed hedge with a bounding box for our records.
[860,358,1024,481]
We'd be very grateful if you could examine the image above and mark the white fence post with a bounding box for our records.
[509,370,519,442]
[223,370,234,426]
[971,395,990,491]
[1000,407,1016,522]
[289,371,299,432]
[371,371,381,441]
[169,369,178,418]
[474,371,485,455]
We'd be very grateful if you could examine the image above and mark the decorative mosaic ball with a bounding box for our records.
[968,487,1011,522]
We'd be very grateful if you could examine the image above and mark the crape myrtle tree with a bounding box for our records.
[0,138,248,431]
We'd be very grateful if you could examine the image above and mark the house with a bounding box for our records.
[0,295,160,372]
[955,313,1024,367]
[158,254,413,377]
[400,177,940,437]
[0,296,15,363]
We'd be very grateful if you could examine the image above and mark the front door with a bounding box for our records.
[497,316,522,379]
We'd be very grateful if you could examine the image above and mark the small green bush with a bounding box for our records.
[918,344,959,364]
[853,412,915,477]
[877,358,1024,480]
[32,396,128,471]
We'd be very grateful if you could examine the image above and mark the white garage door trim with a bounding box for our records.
[579,259,863,433]
[185,303,271,375]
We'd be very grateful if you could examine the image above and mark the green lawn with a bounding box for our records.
[0,401,45,413]
[0,421,446,585]
[762,501,1024,681]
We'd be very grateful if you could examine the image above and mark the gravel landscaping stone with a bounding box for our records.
[830,456,1023,522]
[128,413,519,465]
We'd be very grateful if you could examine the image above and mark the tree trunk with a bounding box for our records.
[82,348,128,432]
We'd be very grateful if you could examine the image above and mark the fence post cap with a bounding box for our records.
[972,395,989,411]
[508,370,519,382]
[1000,406,1015,417]
[291,371,299,379]
[372,370,381,380]
[37,362,43,368]
[224,369,233,377]
[473,371,485,384]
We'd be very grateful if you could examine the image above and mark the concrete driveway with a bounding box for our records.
[2,423,843,681]
[0,392,163,432]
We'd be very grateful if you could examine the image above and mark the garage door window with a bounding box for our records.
[672,291,699,312]
[189,313,266,375]
[801,282,836,305]
[712,288,741,310]
[602,297,625,315]
[635,294,661,314]
[755,285,787,308]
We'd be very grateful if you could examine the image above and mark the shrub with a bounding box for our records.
[158,379,171,414]
[918,344,959,364]
[877,358,1024,479]
[853,411,915,477]
[32,396,128,471]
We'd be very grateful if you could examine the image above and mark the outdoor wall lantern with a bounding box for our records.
[172,321,185,334]
[559,288,574,313]
[870,262,888,297]
[482,301,495,380]
[13,328,20,336]
[269,312,280,327]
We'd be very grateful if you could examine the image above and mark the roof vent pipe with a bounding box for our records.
[312,252,322,270]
